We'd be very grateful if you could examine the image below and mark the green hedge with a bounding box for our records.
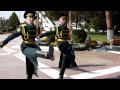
[71,30,87,43]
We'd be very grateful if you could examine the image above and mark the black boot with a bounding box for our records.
[27,75,32,79]
[59,75,63,79]
[47,53,55,61]
[36,51,48,58]
[34,71,38,77]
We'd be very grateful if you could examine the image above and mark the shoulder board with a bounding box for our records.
[20,23,27,27]
[17,22,27,32]
[20,22,27,27]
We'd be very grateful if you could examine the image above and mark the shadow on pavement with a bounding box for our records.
[70,64,106,73]
[106,46,120,51]
[37,64,106,73]
[104,75,120,79]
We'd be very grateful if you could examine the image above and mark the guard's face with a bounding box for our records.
[26,15,35,24]
[59,17,67,25]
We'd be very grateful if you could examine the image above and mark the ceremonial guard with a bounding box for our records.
[0,11,54,79]
[40,13,77,79]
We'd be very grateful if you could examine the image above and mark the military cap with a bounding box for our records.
[24,11,36,18]
[58,13,67,19]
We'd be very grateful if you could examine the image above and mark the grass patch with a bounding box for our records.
[88,32,107,42]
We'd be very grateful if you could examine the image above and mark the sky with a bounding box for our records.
[0,11,55,31]
[0,11,25,22]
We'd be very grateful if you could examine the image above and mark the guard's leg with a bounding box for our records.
[36,51,48,58]
[26,57,34,79]
[59,54,68,79]
[36,46,54,61]
[27,75,32,79]
[58,53,63,68]
[22,48,39,79]
[69,54,77,68]
[47,44,54,61]
[58,42,65,68]
[68,44,77,68]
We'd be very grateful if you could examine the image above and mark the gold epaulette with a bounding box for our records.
[57,39,64,42]
[20,23,27,27]
[17,23,27,32]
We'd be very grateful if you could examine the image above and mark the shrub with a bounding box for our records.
[71,30,87,43]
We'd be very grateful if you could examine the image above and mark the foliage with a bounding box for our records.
[45,11,68,21]
[71,30,87,43]
[7,12,20,32]
[0,18,9,32]
[46,11,106,32]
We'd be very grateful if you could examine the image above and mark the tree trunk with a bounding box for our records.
[105,11,114,40]
[105,11,114,49]
[105,11,113,30]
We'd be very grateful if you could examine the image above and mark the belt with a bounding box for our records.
[23,41,36,47]
[58,38,68,41]
[23,41,35,45]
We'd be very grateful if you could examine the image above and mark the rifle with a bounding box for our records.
[36,11,43,37]
[68,11,72,40]
[36,11,40,37]
[68,11,72,32]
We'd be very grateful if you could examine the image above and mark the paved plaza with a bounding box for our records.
[1,34,120,79]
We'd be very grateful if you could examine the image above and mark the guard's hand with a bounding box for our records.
[36,36,40,39]
[0,41,4,48]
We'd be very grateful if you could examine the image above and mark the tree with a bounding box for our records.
[45,11,82,30]
[113,11,120,35]
[80,11,105,32]
[45,11,68,21]
[8,12,20,32]
[45,11,106,32]
[88,11,106,32]
[105,11,113,30]
[0,17,8,32]
[0,17,3,32]
[105,11,114,43]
